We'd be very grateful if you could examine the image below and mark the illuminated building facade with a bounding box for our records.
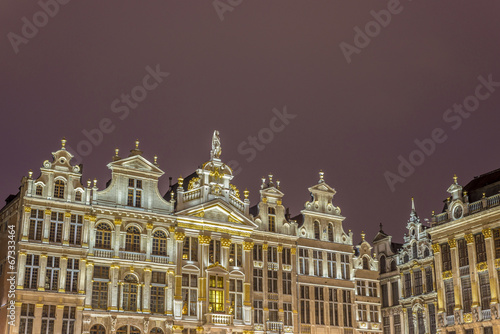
[0,133,381,334]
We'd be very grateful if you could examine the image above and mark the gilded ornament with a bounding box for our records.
[174,232,186,241]
[476,262,488,272]
[463,313,472,323]
[482,228,492,238]
[64,212,72,218]
[44,209,52,215]
[221,238,232,248]
[277,199,282,205]
[114,218,122,226]
[442,271,453,279]
[291,247,296,255]
[198,235,211,244]
[448,239,456,248]
[146,222,154,229]
[431,244,440,253]
[188,177,200,190]
[243,241,254,251]
[465,233,474,244]
[89,215,96,222]
[277,245,283,253]
[24,206,31,213]
[262,243,269,251]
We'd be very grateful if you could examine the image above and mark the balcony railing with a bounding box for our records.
[206,313,233,325]
[151,254,170,264]
[482,309,491,320]
[119,251,146,261]
[93,249,114,258]
[267,321,283,332]
[432,193,500,226]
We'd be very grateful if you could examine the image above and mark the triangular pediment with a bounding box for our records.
[176,199,257,233]
[107,155,164,176]
[261,187,284,197]
[308,182,336,195]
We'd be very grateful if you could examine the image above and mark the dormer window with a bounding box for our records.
[268,207,276,232]
[314,221,320,240]
[36,185,43,196]
[75,191,82,202]
[54,180,65,199]
[127,179,142,207]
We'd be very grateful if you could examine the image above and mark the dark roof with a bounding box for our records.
[463,168,500,202]
[5,193,18,205]
[249,204,259,217]
[291,213,304,227]
[372,230,389,243]
[391,242,403,253]
[163,171,199,208]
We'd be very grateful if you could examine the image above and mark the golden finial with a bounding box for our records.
[268,174,273,182]
[432,210,435,216]
[154,156,158,165]
[170,191,174,201]
[28,170,33,179]
[135,139,139,150]
[276,180,280,189]
[483,193,486,199]
[93,179,97,187]
[244,188,249,199]
[178,175,183,187]
[61,137,66,149]
[319,170,324,182]
[115,148,119,156]
[463,191,468,196]
[87,179,91,187]
[453,174,458,184]
[361,231,365,241]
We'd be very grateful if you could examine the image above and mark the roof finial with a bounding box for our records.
[453,174,458,184]
[154,155,158,165]
[210,130,222,160]
[61,137,66,149]
[379,223,383,232]
[28,170,33,179]
[319,170,324,183]
[115,148,119,156]
[411,197,415,211]
[361,231,365,241]
[135,139,140,150]
[244,188,249,199]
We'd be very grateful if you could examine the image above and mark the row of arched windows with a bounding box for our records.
[313,221,334,241]
[94,223,168,256]
[35,180,84,202]
[90,324,164,334]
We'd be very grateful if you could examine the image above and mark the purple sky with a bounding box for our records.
[2,1,500,244]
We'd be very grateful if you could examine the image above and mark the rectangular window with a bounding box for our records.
[49,211,64,243]
[479,272,491,310]
[268,246,278,263]
[269,301,279,322]
[209,239,221,265]
[357,281,366,296]
[358,304,367,322]
[392,281,399,305]
[327,252,336,278]
[282,248,291,265]
[369,305,378,322]
[41,305,56,334]
[208,275,223,312]
[182,237,198,261]
[29,209,44,241]
[150,286,165,314]
[182,273,198,316]
[229,279,243,320]
[20,304,35,334]
[414,270,422,295]
[476,233,487,263]
[329,288,338,326]
[428,303,436,334]
[458,238,469,267]
[253,268,263,292]
[425,268,433,294]
[381,284,389,307]
[300,285,310,324]
[253,244,263,261]
[284,302,293,326]
[341,254,350,280]
[269,215,276,232]
[229,243,243,267]
[45,256,60,291]
[444,280,455,315]
[268,270,278,293]
[152,271,166,284]
[461,276,472,313]
[383,316,390,334]
[313,250,323,276]
[299,248,309,275]
[368,281,377,297]
[404,272,412,298]
[62,306,76,334]
[64,259,80,294]
[283,272,292,295]
[407,307,414,334]
[394,314,401,334]
[254,300,263,324]
[24,254,39,289]
[92,266,109,310]
[484,327,493,334]
[127,178,142,207]
[441,243,452,272]
[69,214,83,245]
[342,290,352,327]
[315,287,325,324]
[494,229,500,259]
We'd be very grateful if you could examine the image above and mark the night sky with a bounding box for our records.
[2,1,500,244]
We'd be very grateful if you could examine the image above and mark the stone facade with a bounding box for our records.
[0,133,381,334]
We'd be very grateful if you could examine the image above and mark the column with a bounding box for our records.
[33,303,43,332]
[221,238,231,269]
[242,241,253,325]
[43,209,51,243]
[410,269,415,296]
[78,259,87,296]
[84,261,94,309]
[59,256,68,293]
[449,238,463,314]
[16,252,27,289]
[119,283,124,311]
[432,244,445,313]
[143,268,152,313]
[465,234,480,308]
[110,264,119,311]
[38,254,48,291]
[483,228,498,304]
[277,244,284,321]
[13,302,22,331]
[62,212,71,246]
[174,231,185,319]
[146,223,153,261]
[262,242,269,318]
[82,215,91,249]
[421,268,426,294]
[55,305,64,333]
[113,218,122,258]
[166,269,175,316]
[75,306,83,334]
[136,283,142,312]
[291,247,298,330]
[401,308,408,334]
[21,206,31,240]
[199,235,211,318]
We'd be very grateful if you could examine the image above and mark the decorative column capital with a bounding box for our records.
[114,218,122,226]
[262,243,269,251]
[448,239,456,248]
[175,232,186,241]
[198,235,211,244]
[243,241,254,251]
[291,247,296,255]
[277,245,283,253]
[24,206,31,213]
[482,228,492,239]
[465,233,474,244]
[146,222,154,230]
[221,238,232,248]
[64,212,72,218]
[432,244,440,253]
[44,209,52,215]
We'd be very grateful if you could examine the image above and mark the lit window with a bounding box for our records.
[182,237,198,261]
[41,305,56,334]
[209,239,221,264]
[229,278,243,320]
[152,230,167,256]
[54,180,65,199]
[209,275,224,312]
[36,185,43,196]
[95,223,112,249]
[90,325,106,334]
[127,178,142,207]
[182,273,198,316]
[268,207,276,232]
[123,275,139,311]
[229,244,243,266]
[125,226,141,252]
[49,212,64,243]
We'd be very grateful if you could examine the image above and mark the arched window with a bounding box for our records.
[391,259,397,271]
[379,255,386,274]
[54,180,65,199]
[327,223,334,242]
[268,207,276,232]
[36,185,43,196]
[75,191,82,202]
[423,247,430,258]
[314,221,320,240]
[152,230,167,256]
[363,257,369,270]
[412,243,418,259]
[90,324,106,334]
[123,275,139,311]
[95,223,112,250]
[150,329,164,334]
[117,326,140,334]
[125,226,141,252]
[404,254,409,263]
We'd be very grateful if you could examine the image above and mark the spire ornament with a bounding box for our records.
[210,130,222,160]
[319,170,325,183]
[61,137,67,149]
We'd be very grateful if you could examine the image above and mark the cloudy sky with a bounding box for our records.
[2,1,499,243]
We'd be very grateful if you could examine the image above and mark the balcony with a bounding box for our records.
[119,251,146,261]
[93,249,114,258]
[482,309,491,320]
[206,313,233,326]
[266,321,283,332]
[151,254,170,264]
